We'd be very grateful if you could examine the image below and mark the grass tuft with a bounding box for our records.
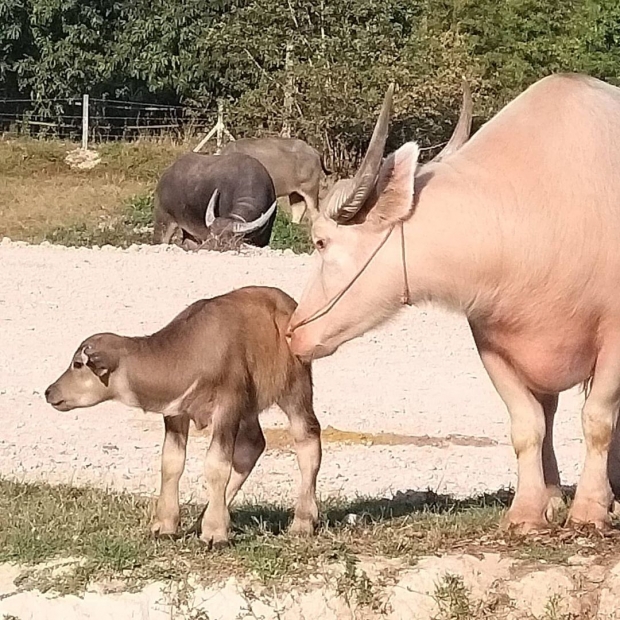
[1,478,617,599]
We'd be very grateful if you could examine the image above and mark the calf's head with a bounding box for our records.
[288,82,472,360]
[45,334,123,411]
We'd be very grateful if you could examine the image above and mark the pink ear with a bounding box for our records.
[371,142,420,224]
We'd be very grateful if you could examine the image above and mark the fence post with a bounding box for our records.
[81,94,89,150]
[282,43,293,138]
[193,99,235,153]
[216,100,224,151]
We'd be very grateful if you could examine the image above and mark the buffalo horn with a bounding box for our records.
[328,83,395,223]
[230,200,277,234]
[205,188,220,227]
[431,80,473,163]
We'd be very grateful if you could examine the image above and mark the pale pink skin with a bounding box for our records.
[290,74,620,531]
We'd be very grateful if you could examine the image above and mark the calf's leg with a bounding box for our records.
[278,365,322,535]
[568,348,620,529]
[225,414,266,506]
[200,409,239,547]
[478,348,550,532]
[152,414,190,536]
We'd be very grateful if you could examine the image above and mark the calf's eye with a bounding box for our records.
[73,361,84,369]
[315,238,326,251]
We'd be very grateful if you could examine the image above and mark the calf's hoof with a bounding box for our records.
[289,517,317,537]
[150,518,179,538]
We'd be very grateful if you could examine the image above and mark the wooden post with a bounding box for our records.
[282,43,293,138]
[81,94,89,150]
[193,99,235,153]
[216,100,224,151]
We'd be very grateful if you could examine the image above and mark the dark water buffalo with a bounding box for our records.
[153,152,277,248]
[220,137,330,224]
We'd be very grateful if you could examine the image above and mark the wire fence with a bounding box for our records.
[0,96,215,142]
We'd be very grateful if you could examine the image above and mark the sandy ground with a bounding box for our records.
[0,239,587,506]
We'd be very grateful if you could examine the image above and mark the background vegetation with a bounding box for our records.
[2,0,620,171]
[2,0,619,249]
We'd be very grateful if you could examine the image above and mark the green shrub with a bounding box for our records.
[4,1,620,173]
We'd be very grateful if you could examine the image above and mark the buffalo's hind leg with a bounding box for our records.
[288,193,308,225]
[278,362,322,536]
[152,414,190,536]
[540,393,566,522]
[568,347,620,530]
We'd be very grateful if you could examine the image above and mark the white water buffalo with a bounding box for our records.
[220,137,330,224]
[45,287,321,546]
[153,152,277,248]
[288,73,620,533]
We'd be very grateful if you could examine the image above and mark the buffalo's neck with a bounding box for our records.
[406,163,501,320]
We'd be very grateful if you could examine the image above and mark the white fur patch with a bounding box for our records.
[161,380,199,417]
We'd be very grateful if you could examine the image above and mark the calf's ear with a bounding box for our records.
[83,345,119,385]
[368,142,420,225]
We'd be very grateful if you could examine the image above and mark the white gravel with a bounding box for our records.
[0,238,587,505]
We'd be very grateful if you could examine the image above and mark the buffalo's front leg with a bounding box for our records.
[200,411,239,548]
[152,414,190,536]
[478,348,551,532]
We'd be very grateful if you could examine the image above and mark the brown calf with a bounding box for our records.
[45,286,321,547]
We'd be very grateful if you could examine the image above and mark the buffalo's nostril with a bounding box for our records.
[44,386,52,401]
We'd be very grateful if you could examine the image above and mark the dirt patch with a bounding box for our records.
[2,551,620,619]
[267,427,498,450]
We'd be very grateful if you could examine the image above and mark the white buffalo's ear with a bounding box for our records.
[367,141,420,225]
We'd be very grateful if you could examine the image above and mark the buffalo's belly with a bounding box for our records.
[473,321,598,394]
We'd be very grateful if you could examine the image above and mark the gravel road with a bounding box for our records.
[0,239,587,505]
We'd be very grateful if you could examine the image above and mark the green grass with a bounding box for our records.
[1,479,615,599]
[42,193,155,248]
[42,193,312,252]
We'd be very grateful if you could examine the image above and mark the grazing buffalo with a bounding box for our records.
[220,137,330,224]
[45,287,321,547]
[153,152,277,248]
[289,74,620,532]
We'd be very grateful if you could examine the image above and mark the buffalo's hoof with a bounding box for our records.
[150,519,179,538]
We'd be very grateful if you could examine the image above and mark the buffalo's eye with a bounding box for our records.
[73,361,84,369]
[315,238,326,251]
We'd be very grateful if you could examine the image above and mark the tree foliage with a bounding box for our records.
[1,0,619,170]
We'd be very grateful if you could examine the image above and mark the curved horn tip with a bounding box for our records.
[205,188,220,227]
[331,83,396,223]
[231,200,278,235]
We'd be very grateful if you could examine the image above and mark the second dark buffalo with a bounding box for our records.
[153,152,277,248]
